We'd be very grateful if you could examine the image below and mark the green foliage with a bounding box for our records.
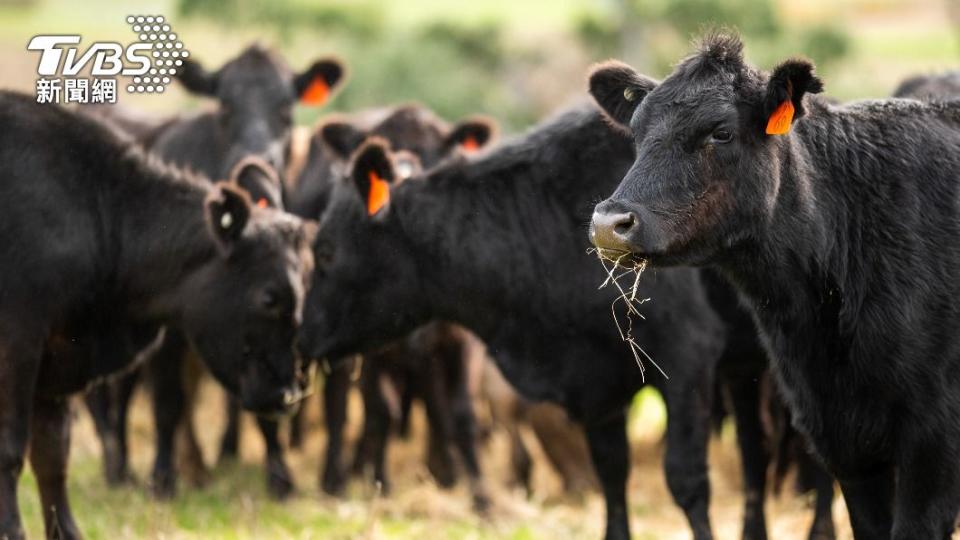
[574,10,622,58]
[573,0,851,79]
[177,0,384,39]
[419,20,506,69]
[800,24,852,68]
[655,0,780,39]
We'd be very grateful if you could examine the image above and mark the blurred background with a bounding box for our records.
[3,0,959,131]
[1,0,957,538]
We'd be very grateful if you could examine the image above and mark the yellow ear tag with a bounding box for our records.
[301,77,330,106]
[766,99,794,135]
[367,171,390,216]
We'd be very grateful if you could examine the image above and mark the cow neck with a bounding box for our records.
[393,106,636,344]
[113,149,220,323]
[719,101,960,380]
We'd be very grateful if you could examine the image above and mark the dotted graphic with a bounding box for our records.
[124,15,188,94]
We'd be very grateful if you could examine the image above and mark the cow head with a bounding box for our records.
[178,44,345,185]
[320,105,496,168]
[179,182,317,416]
[588,32,823,266]
[298,139,430,362]
[290,104,495,221]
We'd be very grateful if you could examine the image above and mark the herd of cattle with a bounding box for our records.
[1,29,959,540]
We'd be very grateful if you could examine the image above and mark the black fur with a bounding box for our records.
[0,92,314,539]
[591,32,960,539]
[299,103,728,540]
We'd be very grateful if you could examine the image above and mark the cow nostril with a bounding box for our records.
[613,213,637,236]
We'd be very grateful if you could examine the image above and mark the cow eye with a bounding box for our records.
[261,289,279,309]
[710,128,733,144]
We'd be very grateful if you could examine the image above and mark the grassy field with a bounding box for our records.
[16,377,860,540]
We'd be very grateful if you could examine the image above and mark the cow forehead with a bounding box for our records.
[219,55,293,100]
[634,74,739,135]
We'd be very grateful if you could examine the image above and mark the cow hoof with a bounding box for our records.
[151,472,176,500]
[374,478,391,497]
[267,460,294,500]
[104,464,133,487]
[320,465,346,496]
[218,438,239,463]
[808,521,835,540]
[472,490,492,515]
[427,455,457,489]
[741,523,768,540]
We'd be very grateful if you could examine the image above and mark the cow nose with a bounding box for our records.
[590,210,639,253]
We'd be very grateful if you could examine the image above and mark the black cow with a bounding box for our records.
[289,103,493,219]
[0,91,315,539]
[298,104,729,540]
[290,104,495,507]
[703,270,836,540]
[893,71,960,100]
[589,32,960,539]
[84,44,345,500]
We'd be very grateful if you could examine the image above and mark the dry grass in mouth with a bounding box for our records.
[589,247,668,383]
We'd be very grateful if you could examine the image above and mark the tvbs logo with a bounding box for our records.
[28,15,189,104]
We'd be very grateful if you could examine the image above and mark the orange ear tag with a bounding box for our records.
[301,77,330,106]
[256,198,269,209]
[367,171,390,216]
[766,99,794,135]
[461,136,479,152]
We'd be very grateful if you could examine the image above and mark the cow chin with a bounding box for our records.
[237,378,302,418]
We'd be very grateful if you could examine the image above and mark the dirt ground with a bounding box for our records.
[13,367,874,540]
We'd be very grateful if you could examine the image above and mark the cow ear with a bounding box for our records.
[350,138,396,217]
[177,58,218,96]
[228,157,282,209]
[320,121,367,159]
[205,182,252,255]
[295,58,346,106]
[588,60,658,132]
[444,117,497,152]
[763,58,824,135]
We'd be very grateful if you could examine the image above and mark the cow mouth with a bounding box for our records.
[591,246,649,269]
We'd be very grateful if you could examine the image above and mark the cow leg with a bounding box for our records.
[29,397,80,540]
[176,354,208,488]
[111,371,138,482]
[527,404,596,496]
[891,436,960,540]
[438,355,490,512]
[358,364,393,495]
[148,331,188,499]
[84,370,138,486]
[288,406,305,450]
[257,417,293,500]
[218,396,241,462]
[507,422,533,495]
[806,455,835,540]
[419,364,457,489]
[837,467,893,540]
[320,357,352,495]
[585,413,630,540]
[0,334,40,540]
[727,375,768,540]
[660,376,714,540]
